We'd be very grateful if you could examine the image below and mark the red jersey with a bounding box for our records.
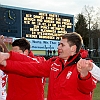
[2,51,96,100]
[4,51,45,100]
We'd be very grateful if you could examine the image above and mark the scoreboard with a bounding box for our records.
[0,5,74,40]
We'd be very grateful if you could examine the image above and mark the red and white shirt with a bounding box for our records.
[0,70,7,100]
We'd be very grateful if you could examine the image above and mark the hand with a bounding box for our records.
[0,35,4,44]
[77,59,93,77]
[0,60,7,66]
[0,52,10,64]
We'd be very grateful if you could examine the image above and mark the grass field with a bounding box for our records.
[44,83,48,98]
[44,81,100,100]
[93,82,100,100]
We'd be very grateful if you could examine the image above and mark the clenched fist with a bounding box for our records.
[77,59,93,77]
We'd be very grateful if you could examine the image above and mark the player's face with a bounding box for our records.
[58,39,76,60]
[12,46,23,54]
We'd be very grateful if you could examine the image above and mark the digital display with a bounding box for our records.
[0,5,74,40]
[22,11,74,40]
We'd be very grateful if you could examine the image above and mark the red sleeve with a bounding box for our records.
[0,65,9,74]
[9,51,46,63]
[77,72,96,94]
[79,72,91,80]
[0,53,47,75]
[8,51,34,61]
[0,51,33,73]
[5,60,50,77]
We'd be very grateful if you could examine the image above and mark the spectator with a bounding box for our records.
[53,50,56,56]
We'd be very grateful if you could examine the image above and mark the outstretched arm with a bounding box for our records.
[0,51,34,64]
[0,52,51,77]
[0,60,51,78]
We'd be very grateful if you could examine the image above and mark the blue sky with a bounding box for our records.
[0,0,100,16]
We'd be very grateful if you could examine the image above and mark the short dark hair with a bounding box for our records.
[12,38,30,52]
[61,32,83,53]
[0,45,4,52]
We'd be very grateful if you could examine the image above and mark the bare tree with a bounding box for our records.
[80,5,100,58]
[81,5,100,51]
[82,5,100,30]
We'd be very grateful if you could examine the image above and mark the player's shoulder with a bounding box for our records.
[49,56,59,62]
[35,55,46,61]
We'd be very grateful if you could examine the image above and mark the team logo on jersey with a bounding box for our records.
[51,67,59,72]
[51,63,60,67]
[51,63,60,72]
[66,71,72,79]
